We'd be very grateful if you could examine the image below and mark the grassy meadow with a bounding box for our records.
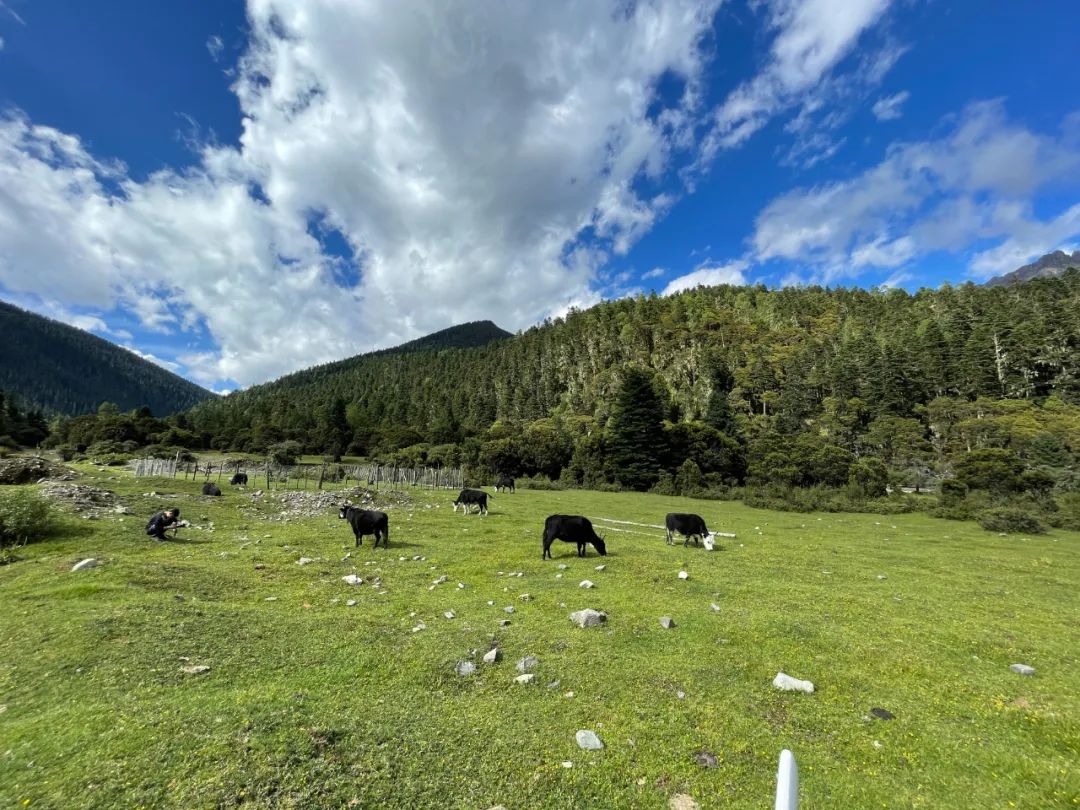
[1,466,1078,809]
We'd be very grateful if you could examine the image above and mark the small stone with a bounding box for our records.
[710,603,720,613]
[254,563,266,570]
[345,599,358,607]
[341,574,363,585]
[872,740,883,749]
[575,729,603,750]
[870,707,894,720]
[579,580,594,589]
[561,760,573,768]
[692,750,718,768]
[297,557,314,566]
[569,608,607,628]
[519,593,532,601]
[1010,663,1036,676]
[412,621,426,632]
[564,691,575,698]
[555,573,563,579]
[180,665,210,675]
[482,648,502,664]
[458,582,466,589]
[499,619,511,627]
[71,558,98,572]
[659,616,676,630]
[558,564,568,570]
[669,794,700,810]
[433,575,448,585]
[264,596,278,602]
[546,679,561,690]
[877,574,887,581]
[676,690,686,700]
[514,674,536,685]
[503,606,515,614]
[678,570,689,580]
[516,655,539,673]
[455,661,476,677]
[773,672,814,693]
[594,564,606,571]
[444,611,456,620]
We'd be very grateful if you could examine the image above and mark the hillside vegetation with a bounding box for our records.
[0,300,215,416]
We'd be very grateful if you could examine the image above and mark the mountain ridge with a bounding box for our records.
[985,249,1080,287]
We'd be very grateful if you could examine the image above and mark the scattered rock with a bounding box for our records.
[499,619,512,627]
[42,483,118,517]
[264,596,278,602]
[458,583,466,589]
[561,760,573,768]
[482,648,502,664]
[872,740,883,750]
[455,661,476,677]
[514,674,536,685]
[659,616,676,630]
[411,621,426,633]
[575,730,603,750]
[70,558,99,572]
[594,564,606,572]
[254,563,266,570]
[297,557,315,566]
[342,574,363,586]
[669,793,700,810]
[676,690,686,700]
[773,672,815,693]
[1010,663,1036,676]
[180,665,210,675]
[569,608,607,628]
[433,575,448,585]
[710,603,720,613]
[547,679,561,690]
[444,611,456,620]
[558,564,568,570]
[579,580,594,589]
[870,707,895,720]
[519,593,532,601]
[0,456,74,485]
[877,574,887,581]
[516,655,539,673]
[692,750,718,768]
[678,571,689,580]
[345,600,358,607]
[503,606,515,614]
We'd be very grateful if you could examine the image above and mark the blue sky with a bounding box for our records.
[1,1,1078,391]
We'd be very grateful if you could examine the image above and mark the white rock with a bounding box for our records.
[264,596,278,602]
[678,571,689,580]
[579,580,594,589]
[411,621,426,632]
[180,665,210,675]
[487,600,495,606]
[877,574,887,581]
[458,582,466,589]
[1010,663,1036,676]
[594,564,606,571]
[569,608,607,628]
[345,600,358,607]
[561,760,573,768]
[297,557,314,566]
[555,574,563,579]
[71,558,99,572]
[575,729,604,750]
[519,593,532,601]
[455,661,476,677]
[433,575,448,585]
[514,674,536,685]
[444,611,456,620]
[710,603,721,613]
[773,672,815,693]
[558,564,568,570]
[516,655,539,673]
[659,616,676,630]
[482,648,502,664]
[341,574,363,585]
[503,606,515,614]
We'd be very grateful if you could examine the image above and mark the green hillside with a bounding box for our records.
[0,300,216,416]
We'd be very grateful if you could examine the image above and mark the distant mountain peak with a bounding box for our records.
[985,249,1080,287]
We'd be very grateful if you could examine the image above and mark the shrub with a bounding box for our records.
[977,507,1046,535]
[939,479,968,505]
[268,441,302,466]
[0,489,54,548]
[516,474,564,491]
[1050,492,1080,530]
[848,457,888,497]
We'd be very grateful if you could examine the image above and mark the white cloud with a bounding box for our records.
[206,34,224,61]
[642,266,666,279]
[700,0,894,161]
[751,100,1080,281]
[125,347,182,374]
[0,1,723,386]
[662,259,748,295]
[872,89,909,120]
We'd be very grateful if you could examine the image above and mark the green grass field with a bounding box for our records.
[1,467,1078,809]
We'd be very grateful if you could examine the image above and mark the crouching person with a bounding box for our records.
[146,507,182,542]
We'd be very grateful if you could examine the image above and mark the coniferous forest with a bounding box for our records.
[28,273,1080,527]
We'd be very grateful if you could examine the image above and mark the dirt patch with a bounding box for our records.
[40,483,128,518]
[245,487,414,520]
[0,456,78,485]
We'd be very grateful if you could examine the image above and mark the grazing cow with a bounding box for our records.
[230,472,248,486]
[495,475,515,493]
[542,515,607,560]
[665,513,714,547]
[453,488,490,515]
[339,505,389,548]
[202,482,222,496]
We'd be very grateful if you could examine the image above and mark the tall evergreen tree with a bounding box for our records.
[606,367,666,490]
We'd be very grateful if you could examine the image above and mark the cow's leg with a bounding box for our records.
[542,535,553,560]
[666,528,673,545]
[355,532,362,547]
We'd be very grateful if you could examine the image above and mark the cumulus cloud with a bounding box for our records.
[642,267,667,279]
[662,259,748,295]
[125,347,183,374]
[0,0,723,386]
[872,89,909,120]
[751,100,1080,280]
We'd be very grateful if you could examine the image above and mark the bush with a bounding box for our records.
[0,489,54,548]
[515,474,564,491]
[268,441,302,466]
[848,457,888,497]
[1049,492,1080,530]
[977,507,1046,535]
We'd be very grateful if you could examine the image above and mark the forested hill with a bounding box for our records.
[0,300,216,416]
[186,272,1080,462]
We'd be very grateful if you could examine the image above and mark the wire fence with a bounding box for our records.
[131,455,464,492]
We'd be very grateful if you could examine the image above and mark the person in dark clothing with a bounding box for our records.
[146,508,181,541]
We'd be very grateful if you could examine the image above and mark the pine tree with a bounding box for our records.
[606,368,666,490]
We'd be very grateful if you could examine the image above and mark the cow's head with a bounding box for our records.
[338,504,350,519]
[594,532,607,556]
[703,532,716,551]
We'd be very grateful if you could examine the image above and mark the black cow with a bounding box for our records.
[495,475,515,493]
[542,515,607,559]
[230,472,248,486]
[453,488,489,515]
[665,513,713,547]
[202,482,222,496]
[339,505,389,548]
